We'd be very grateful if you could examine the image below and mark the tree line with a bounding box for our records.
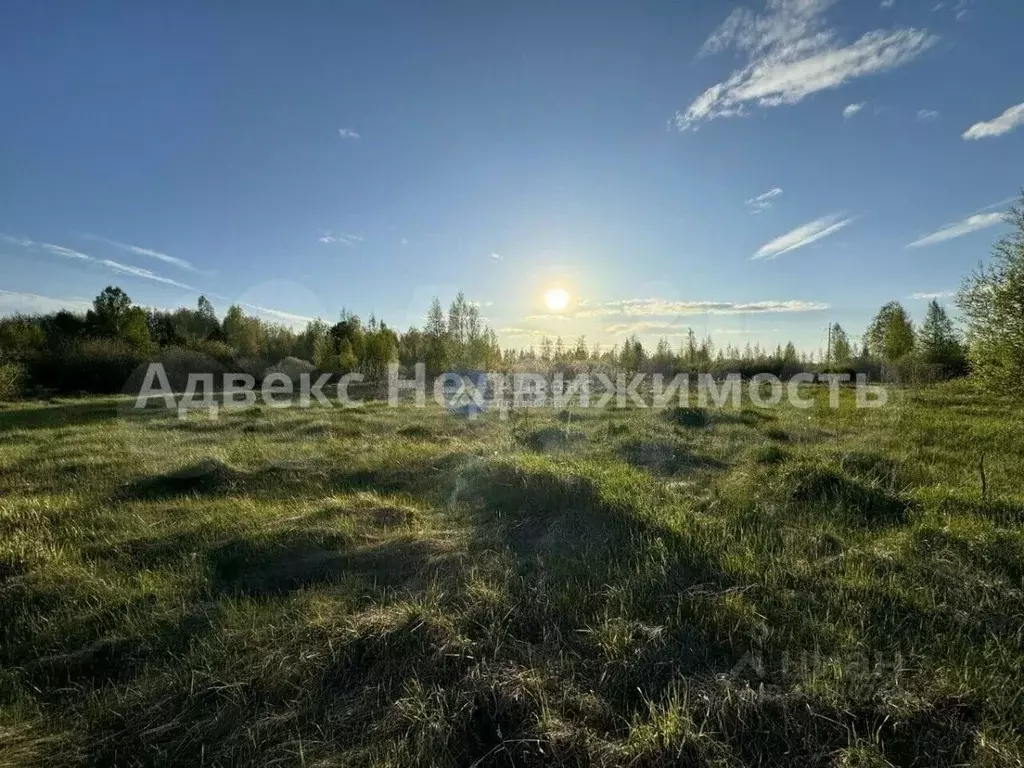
[1,192,1023,398]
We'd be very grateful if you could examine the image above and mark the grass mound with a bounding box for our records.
[618,438,724,475]
[662,406,708,428]
[780,464,909,526]
[523,426,587,452]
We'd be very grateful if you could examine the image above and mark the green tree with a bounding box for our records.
[122,307,152,351]
[956,194,1024,393]
[866,301,915,362]
[917,299,966,374]
[830,323,852,365]
[88,286,132,338]
[223,305,263,357]
[425,298,451,373]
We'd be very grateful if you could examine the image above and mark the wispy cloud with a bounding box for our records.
[843,102,865,119]
[1,234,35,248]
[571,298,829,318]
[917,108,939,121]
[752,214,854,260]
[318,231,363,246]
[5,235,198,290]
[881,0,895,8]
[39,242,92,260]
[98,260,195,290]
[497,327,557,342]
[82,235,199,272]
[906,212,1005,247]
[0,289,92,316]
[524,313,573,322]
[240,302,317,329]
[909,291,954,300]
[976,196,1018,213]
[963,102,1024,140]
[675,0,936,131]
[490,252,504,261]
[745,187,783,213]
[337,127,360,139]
[605,321,789,336]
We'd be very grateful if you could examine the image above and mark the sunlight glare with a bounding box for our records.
[544,287,570,312]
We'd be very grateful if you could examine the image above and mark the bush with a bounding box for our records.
[0,361,24,401]
[24,339,150,394]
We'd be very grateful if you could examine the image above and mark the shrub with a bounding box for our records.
[0,361,24,401]
[24,339,150,394]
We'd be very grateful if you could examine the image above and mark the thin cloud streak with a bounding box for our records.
[909,291,954,300]
[83,235,200,273]
[39,242,92,260]
[906,212,1004,247]
[318,231,363,246]
[745,186,783,213]
[752,214,854,260]
[543,298,829,319]
[98,260,195,291]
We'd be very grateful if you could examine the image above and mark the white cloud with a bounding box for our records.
[337,128,360,139]
[524,313,573,322]
[98,260,195,290]
[605,321,791,336]
[83,235,198,272]
[318,231,363,246]
[572,298,829,318]
[963,102,1024,140]
[240,302,316,329]
[39,242,92,260]
[906,212,1004,247]
[490,252,504,261]
[881,0,895,8]
[976,196,1018,213]
[752,214,854,259]
[1,234,35,248]
[909,291,954,300]
[745,186,783,213]
[497,327,557,343]
[675,0,936,131]
[0,289,92,316]
[917,108,939,121]
[843,102,865,119]
[6,235,200,290]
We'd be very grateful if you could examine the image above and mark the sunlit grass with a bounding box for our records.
[1,382,1022,765]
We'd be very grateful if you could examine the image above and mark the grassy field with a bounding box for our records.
[1,383,1022,766]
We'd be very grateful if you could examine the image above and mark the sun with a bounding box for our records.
[544,287,570,312]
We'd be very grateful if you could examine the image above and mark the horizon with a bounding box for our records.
[2,0,1022,355]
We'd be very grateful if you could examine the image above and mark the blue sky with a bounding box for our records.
[1,0,1021,354]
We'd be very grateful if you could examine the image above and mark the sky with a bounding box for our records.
[1,0,1022,355]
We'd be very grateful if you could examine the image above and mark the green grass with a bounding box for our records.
[1,382,1023,766]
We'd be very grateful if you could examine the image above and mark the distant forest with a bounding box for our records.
[2,193,1023,398]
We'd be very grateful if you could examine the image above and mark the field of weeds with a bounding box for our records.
[1,382,1022,766]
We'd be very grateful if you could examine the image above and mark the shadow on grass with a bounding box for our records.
[0,399,120,432]
[617,438,726,476]
[116,452,477,503]
[86,529,460,599]
[458,459,745,714]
